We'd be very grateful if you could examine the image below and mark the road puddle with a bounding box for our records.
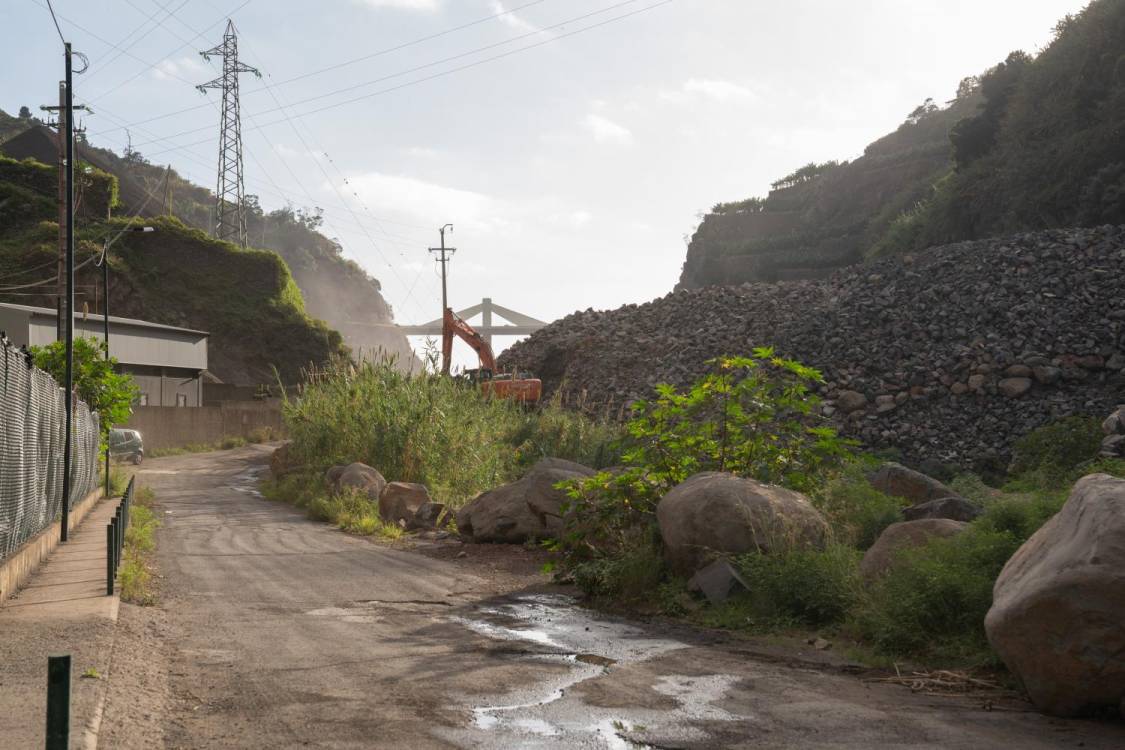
[444,594,746,748]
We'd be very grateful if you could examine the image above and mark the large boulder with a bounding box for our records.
[335,462,386,501]
[860,519,967,580]
[985,473,1125,717]
[456,458,595,543]
[902,496,981,523]
[379,482,431,526]
[656,472,829,576]
[870,462,961,504]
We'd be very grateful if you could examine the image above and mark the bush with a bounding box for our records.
[220,436,247,450]
[1008,416,1102,483]
[120,486,160,605]
[555,351,851,592]
[812,465,906,550]
[735,543,862,627]
[852,526,1020,665]
[568,527,665,601]
[283,359,619,507]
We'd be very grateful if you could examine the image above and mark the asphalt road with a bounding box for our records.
[135,445,1123,749]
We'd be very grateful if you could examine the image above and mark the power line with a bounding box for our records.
[93,0,655,142]
[134,0,675,154]
[44,0,66,45]
[81,0,192,84]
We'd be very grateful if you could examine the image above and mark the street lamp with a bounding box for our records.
[95,225,154,496]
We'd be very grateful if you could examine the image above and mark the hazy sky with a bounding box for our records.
[2,0,1089,359]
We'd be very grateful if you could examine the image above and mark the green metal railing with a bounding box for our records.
[105,476,134,596]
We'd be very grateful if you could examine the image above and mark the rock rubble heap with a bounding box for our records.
[501,226,1125,467]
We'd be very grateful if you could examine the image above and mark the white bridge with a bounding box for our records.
[399,298,548,345]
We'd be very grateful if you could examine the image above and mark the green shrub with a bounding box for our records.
[568,527,665,601]
[1008,416,1102,483]
[813,466,906,550]
[734,543,862,627]
[852,525,1020,665]
[246,426,275,444]
[220,436,247,450]
[555,351,851,592]
[283,359,619,507]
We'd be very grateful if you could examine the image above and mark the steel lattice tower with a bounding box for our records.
[197,20,259,247]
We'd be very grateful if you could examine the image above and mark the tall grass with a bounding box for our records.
[119,486,160,605]
[281,358,620,507]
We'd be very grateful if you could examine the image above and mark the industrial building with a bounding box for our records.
[0,303,208,407]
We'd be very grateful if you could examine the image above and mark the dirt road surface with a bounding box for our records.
[114,445,1121,748]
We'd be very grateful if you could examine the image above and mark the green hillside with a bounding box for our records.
[0,154,345,383]
[679,0,1125,288]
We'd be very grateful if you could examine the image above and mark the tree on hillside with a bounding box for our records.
[18,106,31,119]
[950,51,1032,168]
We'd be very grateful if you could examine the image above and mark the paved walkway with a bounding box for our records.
[0,496,120,749]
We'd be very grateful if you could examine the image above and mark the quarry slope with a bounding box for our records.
[502,225,1125,469]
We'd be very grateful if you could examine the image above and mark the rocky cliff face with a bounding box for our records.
[502,225,1125,469]
[677,96,978,289]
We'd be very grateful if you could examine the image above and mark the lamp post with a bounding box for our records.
[96,225,154,497]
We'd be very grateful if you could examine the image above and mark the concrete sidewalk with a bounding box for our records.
[0,496,121,749]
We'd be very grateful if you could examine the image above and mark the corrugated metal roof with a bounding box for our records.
[0,302,208,336]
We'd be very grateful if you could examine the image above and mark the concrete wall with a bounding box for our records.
[125,400,285,451]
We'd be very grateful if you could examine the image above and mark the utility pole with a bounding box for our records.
[197,20,260,247]
[62,42,75,542]
[429,224,456,374]
[41,85,86,340]
[429,223,456,316]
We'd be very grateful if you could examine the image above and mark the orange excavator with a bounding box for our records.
[442,307,542,403]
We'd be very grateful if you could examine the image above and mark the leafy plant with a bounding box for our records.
[1007,415,1102,484]
[554,351,851,591]
[31,336,138,439]
[733,543,862,627]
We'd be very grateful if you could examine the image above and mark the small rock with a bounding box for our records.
[902,496,982,522]
[968,374,986,391]
[813,638,831,651]
[837,390,867,413]
[687,558,751,606]
[1032,366,1061,385]
[998,377,1033,398]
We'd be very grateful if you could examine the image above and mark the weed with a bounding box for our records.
[119,485,160,605]
[812,464,906,550]
[220,436,248,450]
[81,667,100,679]
[1008,415,1102,483]
[734,543,862,627]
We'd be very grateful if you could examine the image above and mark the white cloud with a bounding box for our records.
[660,78,757,105]
[354,0,439,10]
[684,78,755,101]
[151,56,206,81]
[582,114,633,145]
[405,146,441,159]
[569,210,593,228]
[488,0,541,33]
[341,172,497,230]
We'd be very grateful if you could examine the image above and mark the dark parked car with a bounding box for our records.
[108,428,144,464]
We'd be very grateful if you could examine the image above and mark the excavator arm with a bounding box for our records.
[441,307,497,375]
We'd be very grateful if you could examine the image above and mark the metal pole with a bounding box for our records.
[103,256,110,498]
[45,655,71,750]
[61,43,74,543]
[106,524,115,595]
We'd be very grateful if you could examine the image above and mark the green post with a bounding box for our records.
[45,655,70,750]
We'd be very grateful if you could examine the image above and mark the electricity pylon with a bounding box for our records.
[197,20,260,247]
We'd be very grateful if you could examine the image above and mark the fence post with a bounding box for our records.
[106,523,115,596]
[112,515,120,573]
[45,655,70,750]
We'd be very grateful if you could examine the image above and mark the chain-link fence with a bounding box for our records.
[0,343,101,563]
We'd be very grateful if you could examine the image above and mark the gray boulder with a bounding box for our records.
[335,462,386,501]
[985,473,1125,717]
[456,458,595,543]
[656,472,828,576]
[325,464,347,486]
[411,501,447,530]
[902,496,981,523]
[870,462,961,504]
[378,481,430,525]
[860,519,967,580]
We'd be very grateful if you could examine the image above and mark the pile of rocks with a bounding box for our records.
[501,226,1125,467]
[1101,405,1125,458]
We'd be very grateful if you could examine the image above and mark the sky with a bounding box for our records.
[1,0,1091,363]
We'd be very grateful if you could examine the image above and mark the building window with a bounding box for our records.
[138,393,149,406]
[176,393,187,407]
